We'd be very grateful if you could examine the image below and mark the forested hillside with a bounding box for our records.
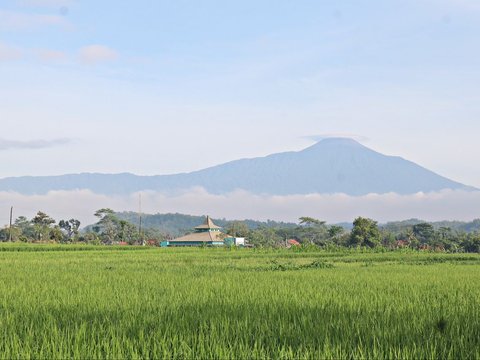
[115,212,298,237]
[381,219,480,234]
[116,212,480,237]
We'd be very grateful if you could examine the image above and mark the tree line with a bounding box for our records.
[225,216,480,253]
[1,210,479,253]
[0,209,162,245]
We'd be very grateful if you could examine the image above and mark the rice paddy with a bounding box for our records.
[0,245,479,359]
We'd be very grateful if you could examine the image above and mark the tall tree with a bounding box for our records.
[299,217,326,227]
[94,209,118,244]
[328,225,344,239]
[350,217,381,248]
[10,216,34,241]
[297,217,328,245]
[413,223,435,244]
[59,219,81,242]
[225,221,249,238]
[31,211,55,241]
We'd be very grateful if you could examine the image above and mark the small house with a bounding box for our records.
[287,239,301,248]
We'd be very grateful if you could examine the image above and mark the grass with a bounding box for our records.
[0,246,478,359]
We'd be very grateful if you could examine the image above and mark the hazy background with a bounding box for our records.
[1,0,480,225]
[2,188,480,226]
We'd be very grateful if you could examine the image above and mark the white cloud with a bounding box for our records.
[35,48,67,62]
[0,10,70,31]
[0,39,70,63]
[0,43,68,63]
[1,188,480,228]
[78,45,119,65]
[0,42,23,61]
[305,134,370,143]
[0,138,72,151]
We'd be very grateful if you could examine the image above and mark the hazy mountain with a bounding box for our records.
[0,138,475,196]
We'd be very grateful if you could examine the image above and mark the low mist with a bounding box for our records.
[1,188,480,228]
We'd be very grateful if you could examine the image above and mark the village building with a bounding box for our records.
[286,239,301,248]
[164,216,233,247]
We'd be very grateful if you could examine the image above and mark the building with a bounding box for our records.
[166,216,228,247]
[224,237,246,247]
[286,239,301,248]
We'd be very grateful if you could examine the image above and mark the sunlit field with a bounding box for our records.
[0,245,479,359]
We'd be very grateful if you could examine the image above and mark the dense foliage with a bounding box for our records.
[1,211,480,252]
[115,211,297,237]
[239,217,480,253]
[0,247,478,359]
[0,209,163,245]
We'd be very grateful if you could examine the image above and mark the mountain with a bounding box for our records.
[0,138,475,196]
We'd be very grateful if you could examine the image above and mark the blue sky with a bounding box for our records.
[1,0,480,189]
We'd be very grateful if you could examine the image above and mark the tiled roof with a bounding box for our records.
[195,215,222,230]
[170,231,226,243]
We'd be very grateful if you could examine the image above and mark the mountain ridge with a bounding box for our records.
[0,138,476,196]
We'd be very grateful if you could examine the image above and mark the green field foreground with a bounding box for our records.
[0,246,479,359]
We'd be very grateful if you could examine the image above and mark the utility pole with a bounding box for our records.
[9,206,13,242]
[138,194,144,246]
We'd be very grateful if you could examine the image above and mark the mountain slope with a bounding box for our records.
[0,138,474,195]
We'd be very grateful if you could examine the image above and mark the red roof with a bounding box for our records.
[287,239,301,246]
[396,240,409,247]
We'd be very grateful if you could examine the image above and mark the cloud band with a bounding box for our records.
[0,138,72,151]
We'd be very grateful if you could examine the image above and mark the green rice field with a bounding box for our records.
[0,245,479,359]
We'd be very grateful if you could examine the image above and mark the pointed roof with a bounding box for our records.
[195,215,222,230]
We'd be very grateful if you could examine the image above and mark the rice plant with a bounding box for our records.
[0,246,478,359]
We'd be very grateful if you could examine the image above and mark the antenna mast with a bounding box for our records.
[139,193,144,246]
[9,206,13,242]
